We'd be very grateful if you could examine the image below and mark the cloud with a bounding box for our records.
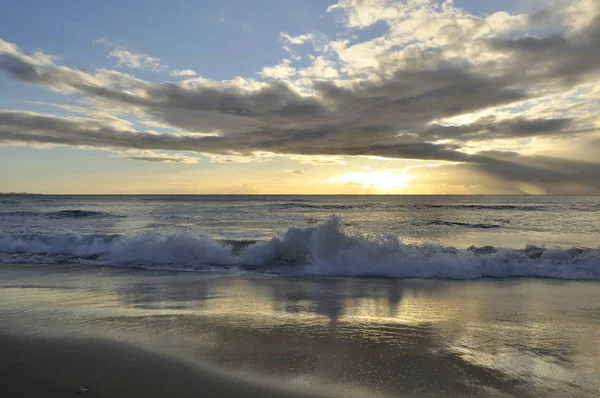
[287,169,307,175]
[170,69,197,77]
[298,56,339,79]
[278,32,314,59]
[447,152,600,194]
[108,48,165,71]
[121,152,199,164]
[3,108,597,192]
[0,109,463,162]
[0,39,592,161]
[260,59,296,79]
[487,18,600,87]
[93,37,114,47]
[286,155,349,165]
[326,0,529,76]
[279,32,313,45]
[327,0,402,28]
[473,151,600,188]
[92,37,166,71]
[418,117,577,142]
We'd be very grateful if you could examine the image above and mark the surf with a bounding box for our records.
[1,216,599,279]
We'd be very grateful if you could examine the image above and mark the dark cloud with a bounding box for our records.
[122,155,195,163]
[472,152,600,186]
[417,117,575,141]
[492,35,568,52]
[0,110,468,162]
[411,153,600,194]
[490,14,600,86]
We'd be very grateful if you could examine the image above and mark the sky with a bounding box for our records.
[1,0,600,194]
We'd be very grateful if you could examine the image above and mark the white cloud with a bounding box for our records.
[298,56,339,79]
[260,59,296,79]
[327,0,402,28]
[93,37,167,72]
[278,32,314,59]
[170,69,197,77]
[93,37,114,47]
[108,48,165,71]
[279,32,314,45]
[328,0,529,76]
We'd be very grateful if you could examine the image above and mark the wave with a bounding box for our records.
[264,203,548,212]
[1,209,124,219]
[1,211,38,217]
[414,204,545,211]
[48,210,114,218]
[0,216,598,279]
[138,196,314,203]
[417,220,503,229]
[266,203,367,210]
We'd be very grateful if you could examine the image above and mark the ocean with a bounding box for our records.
[1,194,599,279]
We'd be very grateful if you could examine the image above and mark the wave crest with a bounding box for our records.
[1,216,599,279]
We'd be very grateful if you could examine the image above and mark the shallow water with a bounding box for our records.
[0,264,598,397]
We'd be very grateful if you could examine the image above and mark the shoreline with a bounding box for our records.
[4,261,600,282]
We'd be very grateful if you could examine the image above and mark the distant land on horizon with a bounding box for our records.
[0,192,43,196]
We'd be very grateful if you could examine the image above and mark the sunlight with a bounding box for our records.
[328,171,414,193]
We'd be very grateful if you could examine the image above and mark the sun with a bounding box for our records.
[329,171,414,193]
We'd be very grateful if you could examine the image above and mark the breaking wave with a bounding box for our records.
[0,216,598,279]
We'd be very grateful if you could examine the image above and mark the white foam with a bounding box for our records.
[1,216,599,279]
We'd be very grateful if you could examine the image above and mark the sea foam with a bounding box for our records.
[1,216,599,279]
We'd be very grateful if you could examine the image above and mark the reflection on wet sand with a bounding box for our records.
[0,264,599,397]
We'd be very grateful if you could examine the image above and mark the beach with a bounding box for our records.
[1,263,598,397]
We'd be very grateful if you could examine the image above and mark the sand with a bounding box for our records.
[1,263,599,397]
[0,332,326,398]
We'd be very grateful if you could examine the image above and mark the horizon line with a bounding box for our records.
[2,193,599,197]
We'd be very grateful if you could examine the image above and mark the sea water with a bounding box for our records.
[1,195,599,279]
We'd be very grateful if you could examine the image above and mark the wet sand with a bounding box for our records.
[0,264,599,397]
[0,333,326,398]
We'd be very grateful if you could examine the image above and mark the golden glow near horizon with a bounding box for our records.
[328,171,414,193]
[0,148,534,195]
